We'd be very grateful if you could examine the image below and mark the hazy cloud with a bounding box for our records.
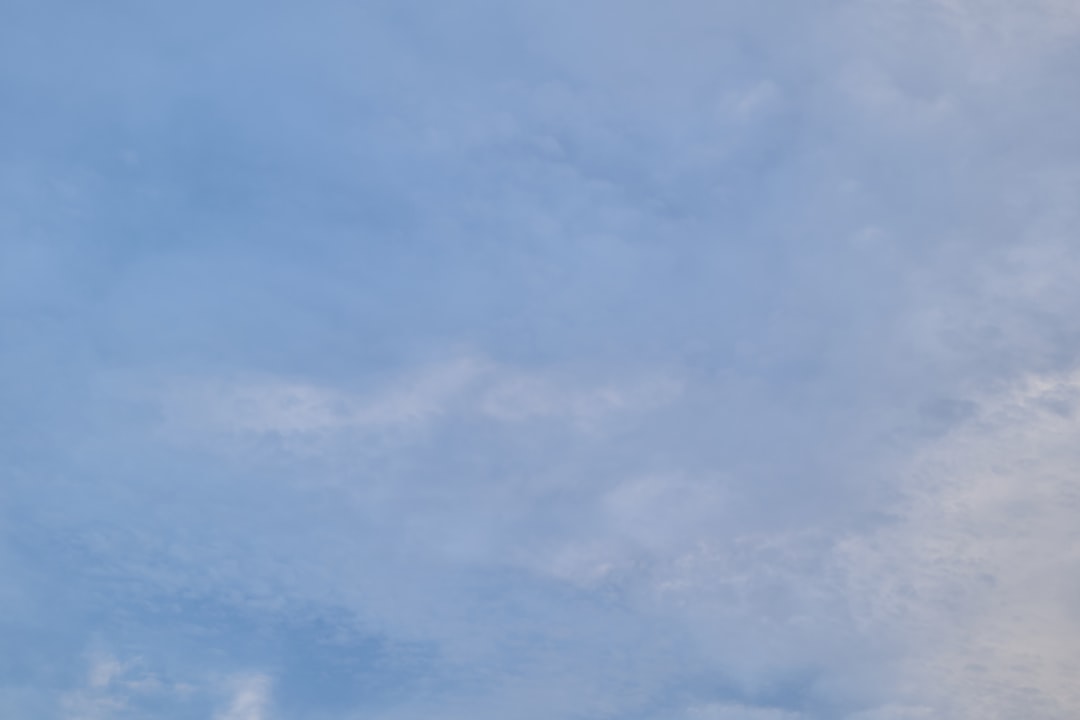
[2,0,1079,718]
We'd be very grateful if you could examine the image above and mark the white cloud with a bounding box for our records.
[931,0,1080,49]
[59,652,189,720]
[156,354,681,444]
[86,654,125,690]
[159,355,484,438]
[60,653,130,719]
[846,706,936,720]
[838,370,1080,719]
[216,674,272,720]
[478,369,681,430]
[685,703,804,720]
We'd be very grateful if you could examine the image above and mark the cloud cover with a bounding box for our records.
[2,0,1080,718]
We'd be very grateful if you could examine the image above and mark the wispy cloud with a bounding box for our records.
[216,674,271,720]
[155,354,681,445]
[838,370,1080,719]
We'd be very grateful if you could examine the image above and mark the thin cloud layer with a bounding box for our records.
[839,370,1080,720]
[2,1,1079,719]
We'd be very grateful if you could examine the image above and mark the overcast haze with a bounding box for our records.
[3,1,1080,719]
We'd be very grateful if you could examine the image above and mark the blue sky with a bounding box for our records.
[3,1,1080,719]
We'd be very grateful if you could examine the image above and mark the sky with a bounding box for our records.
[2,1,1080,719]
